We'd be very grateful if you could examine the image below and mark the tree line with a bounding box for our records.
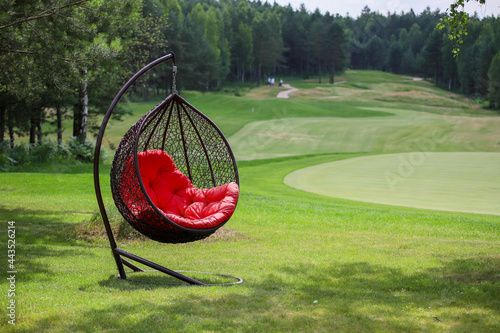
[1,0,500,148]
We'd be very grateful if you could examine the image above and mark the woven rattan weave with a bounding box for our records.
[110,93,238,243]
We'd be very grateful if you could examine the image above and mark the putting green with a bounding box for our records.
[284,152,500,215]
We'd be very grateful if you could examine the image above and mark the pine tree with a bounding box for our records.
[488,52,500,109]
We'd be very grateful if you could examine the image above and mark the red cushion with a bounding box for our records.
[122,150,238,229]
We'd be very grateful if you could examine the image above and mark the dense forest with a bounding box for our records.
[1,0,500,148]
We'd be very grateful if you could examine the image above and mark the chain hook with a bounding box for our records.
[172,65,177,94]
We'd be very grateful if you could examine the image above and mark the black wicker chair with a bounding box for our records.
[93,53,241,285]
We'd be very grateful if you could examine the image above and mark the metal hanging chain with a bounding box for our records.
[172,65,178,94]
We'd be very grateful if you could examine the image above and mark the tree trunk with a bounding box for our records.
[0,106,5,143]
[57,106,63,145]
[330,58,335,84]
[29,114,36,145]
[258,61,262,85]
[236,59,240,83]
[36,108,43,145]
[73,69,88,142]
[7,109,14,148]
[435,64,439,86]
[8,125,14,149]
[318,55,322,84]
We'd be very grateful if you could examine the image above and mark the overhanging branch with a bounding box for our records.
[0,0,90,30]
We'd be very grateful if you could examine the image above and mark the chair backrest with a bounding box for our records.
[109,93,239,243]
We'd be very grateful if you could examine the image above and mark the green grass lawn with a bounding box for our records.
[1,156,499,332]
[1,70,499,332]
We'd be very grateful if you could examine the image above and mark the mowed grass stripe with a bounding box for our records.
[284,152,500,215]
[228,108,500,160]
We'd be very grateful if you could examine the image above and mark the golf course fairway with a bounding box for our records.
[284,152,500,215]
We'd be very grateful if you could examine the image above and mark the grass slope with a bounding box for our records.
[30,70,500,156]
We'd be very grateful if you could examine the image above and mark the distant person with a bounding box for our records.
[268,76,271,86]
[279,78,283,87]
[271,77,275,86]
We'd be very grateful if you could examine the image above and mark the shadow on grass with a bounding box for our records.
[0,206,96,283]
[0,205,94,226]
[19,257,500,332]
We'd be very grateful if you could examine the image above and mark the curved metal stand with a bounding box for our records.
[93,53,241,286]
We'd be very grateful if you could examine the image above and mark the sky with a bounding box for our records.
[268,0,500,18]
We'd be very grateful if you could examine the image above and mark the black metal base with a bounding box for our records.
[113,248,242,286]
[118,270,243,286]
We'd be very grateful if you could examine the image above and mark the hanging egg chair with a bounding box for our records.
[93,53,241,285]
